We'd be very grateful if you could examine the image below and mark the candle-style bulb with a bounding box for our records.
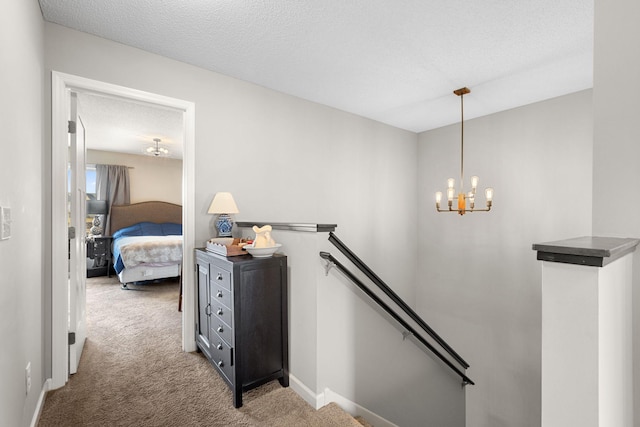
[471,176,479,189]
[447,187,455,201]
[447,178,455,189]
[435,192,443,203]
[485,187,494,202]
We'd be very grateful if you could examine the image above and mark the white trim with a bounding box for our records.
[50,72,69,389]
[288,375,397,427]
[181,100,196,352]
[30,379,51,427]
[289,374,324,409]
[323,388,399,427]
[50,71,197,389]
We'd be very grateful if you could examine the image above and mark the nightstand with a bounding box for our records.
[87,235,112,277]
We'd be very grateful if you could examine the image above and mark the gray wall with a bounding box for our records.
[592,0,640,421]
[13,0,638,425]
[86,150,183,205]
[417,90,594,427]
[0,1,45,426]
[44,21,446,425]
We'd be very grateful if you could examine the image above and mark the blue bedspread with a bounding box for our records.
[112,222,182,274]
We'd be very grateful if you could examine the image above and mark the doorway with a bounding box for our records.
[50,71,196,390]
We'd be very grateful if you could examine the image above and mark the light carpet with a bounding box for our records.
[38,276,362,426]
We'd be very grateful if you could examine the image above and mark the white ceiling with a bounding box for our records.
[40,0,593,153]
[77,93,184,159]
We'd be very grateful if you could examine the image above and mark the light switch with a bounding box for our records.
[1,206,11,240]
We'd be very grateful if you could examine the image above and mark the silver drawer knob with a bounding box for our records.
[216,343,223,350]
[217,308,223,316]
[216,291,223,298]
[217,360,224,367]
[216,273,223,281]
[217,325,224,333]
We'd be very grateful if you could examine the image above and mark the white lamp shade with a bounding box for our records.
[208,192,239,214]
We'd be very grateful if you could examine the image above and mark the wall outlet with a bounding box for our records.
[0,206,11,240]
[25,362,31,395]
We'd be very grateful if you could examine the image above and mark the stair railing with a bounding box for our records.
[320,232,474,386]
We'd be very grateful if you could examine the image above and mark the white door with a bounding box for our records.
[68,92,87,374]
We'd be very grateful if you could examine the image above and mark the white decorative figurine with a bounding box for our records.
[252,225,276,248]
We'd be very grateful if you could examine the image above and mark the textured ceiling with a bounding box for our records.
[77,93,184,159]
[40,0,593,146]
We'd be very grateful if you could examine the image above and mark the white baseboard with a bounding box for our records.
[288,375,397,427]
[30,378,51,427]
[289,374,324,409]
[323,388,398,427]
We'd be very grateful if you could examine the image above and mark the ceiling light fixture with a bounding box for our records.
[145,138,169,157]
[435,87,493,215]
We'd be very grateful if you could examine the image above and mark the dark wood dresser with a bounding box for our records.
[194,248,289,408]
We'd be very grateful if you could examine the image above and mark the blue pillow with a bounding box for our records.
[112,223,143,239]
[112,222,182,239]
[139,222,164,236]
[162,222,182,235]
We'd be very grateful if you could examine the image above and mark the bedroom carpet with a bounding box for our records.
[38,276,363,427]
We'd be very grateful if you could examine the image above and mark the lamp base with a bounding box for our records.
[215,213,234,237]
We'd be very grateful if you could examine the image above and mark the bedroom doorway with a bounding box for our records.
[50,72,196,390]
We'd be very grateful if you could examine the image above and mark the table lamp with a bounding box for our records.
[86,199,109,236]
[207,192,239,237]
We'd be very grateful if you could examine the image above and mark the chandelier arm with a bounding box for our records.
[436,206,492,214]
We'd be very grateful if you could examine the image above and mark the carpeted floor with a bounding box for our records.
[38,276,362,426]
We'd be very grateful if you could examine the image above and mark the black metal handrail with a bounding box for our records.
[320,251,474,386]
[327,232,470,369]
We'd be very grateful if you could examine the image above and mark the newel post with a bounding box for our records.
[533,236,639,427]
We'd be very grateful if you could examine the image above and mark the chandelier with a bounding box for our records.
[435,87,493,215]
[145,138,169,157]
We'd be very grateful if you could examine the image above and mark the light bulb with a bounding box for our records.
[447,178,455,189]
[447,187,455,201]
[435,192,443,203]
[471,176,479,189]
[485,187,494,202]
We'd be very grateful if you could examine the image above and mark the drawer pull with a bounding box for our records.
[216,343,223,350]
[216,291,223,298]
[205,304,211,316]
[216,273,223,281]
[217,360,224,368]
[217,308,224,316]
[217,325,224,333]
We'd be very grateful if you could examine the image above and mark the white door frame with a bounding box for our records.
[51,71,196,389]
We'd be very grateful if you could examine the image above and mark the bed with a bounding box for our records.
[109,201,183,289]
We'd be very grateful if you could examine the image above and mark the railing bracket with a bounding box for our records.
[323,260,335,276]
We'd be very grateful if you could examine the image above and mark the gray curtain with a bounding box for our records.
[96,164,130,235]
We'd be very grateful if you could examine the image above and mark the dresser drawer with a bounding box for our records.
[212,319,233,346]
[210,266,231,291]
[210,336,233,383]
[211,285,231,310]
[212,303,233,329]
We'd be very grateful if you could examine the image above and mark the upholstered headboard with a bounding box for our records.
[110,201,182,233]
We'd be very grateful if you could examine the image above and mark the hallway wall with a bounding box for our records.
[418,90,593,427]
[0,1,45,426]
[43,21,420,424]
